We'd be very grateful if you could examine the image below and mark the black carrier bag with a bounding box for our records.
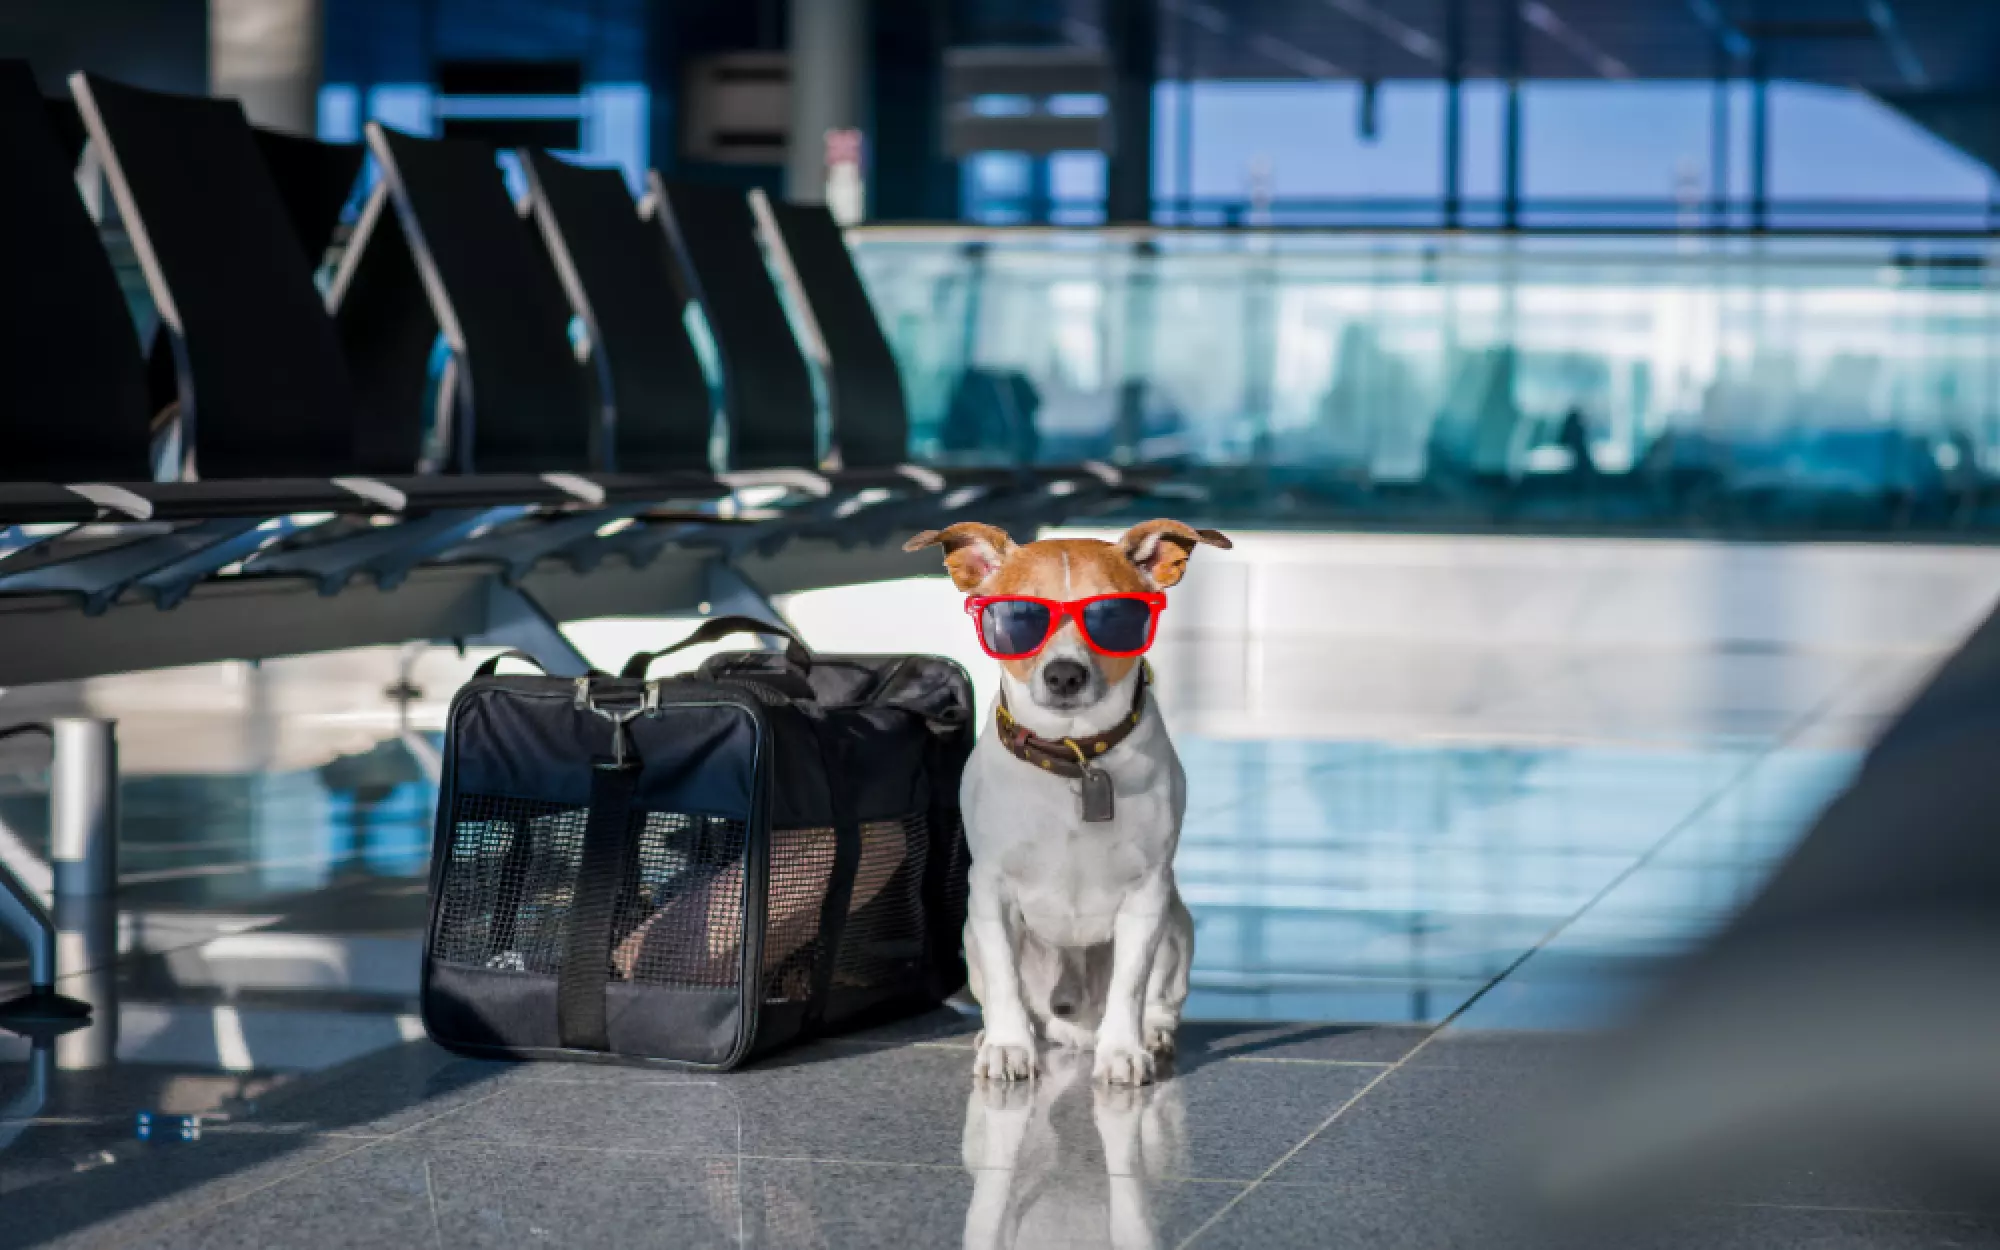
[421,618,977,1068]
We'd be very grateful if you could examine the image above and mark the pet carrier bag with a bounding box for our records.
[421,617,976,1068]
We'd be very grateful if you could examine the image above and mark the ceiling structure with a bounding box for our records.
[1055,0,2000,90]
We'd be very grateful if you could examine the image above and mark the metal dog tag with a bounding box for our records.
[1079,764,1115,823]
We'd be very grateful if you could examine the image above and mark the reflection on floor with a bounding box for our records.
[0,631,1978,1247]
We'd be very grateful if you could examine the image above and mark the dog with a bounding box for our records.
[904,520,1230,1086]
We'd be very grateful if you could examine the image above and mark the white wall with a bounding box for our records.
[787,531,2000,746]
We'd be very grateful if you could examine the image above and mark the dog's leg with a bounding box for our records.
[966,872,1038,1081]
[1094,875,1171,1086]
[1141,892,1193,1059]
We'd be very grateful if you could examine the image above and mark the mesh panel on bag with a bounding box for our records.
[433,794,589,976]
[434,793,748,989]
[762,825,836,1002]
[835,814,931,991]
[610,811,750,989]
[434,795,954,1007]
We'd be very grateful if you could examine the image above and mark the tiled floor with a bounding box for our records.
[8,1015,1997,1249]
[0,633,1984,1247]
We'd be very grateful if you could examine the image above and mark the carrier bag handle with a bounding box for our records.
[473,651,610,679]
[621,616,813,677]
[473,650,549,678]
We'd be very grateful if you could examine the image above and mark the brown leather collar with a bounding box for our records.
[995,664,1148,779]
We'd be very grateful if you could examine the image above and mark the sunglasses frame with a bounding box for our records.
[963,592,1168,660]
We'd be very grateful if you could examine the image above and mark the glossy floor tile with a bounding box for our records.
[8,1020,1994,1250]
[0,624,1950,1247]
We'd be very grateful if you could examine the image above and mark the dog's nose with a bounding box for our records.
[1042,659,1090,699]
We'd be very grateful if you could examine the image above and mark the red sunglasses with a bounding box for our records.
[964,593,1167,660]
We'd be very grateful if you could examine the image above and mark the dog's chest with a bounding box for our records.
[962,717,1183,943]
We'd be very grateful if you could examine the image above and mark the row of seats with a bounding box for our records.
[0,63,1142,531]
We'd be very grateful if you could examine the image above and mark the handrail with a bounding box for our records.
[844,190,2000,240]
[849,216,2000,244]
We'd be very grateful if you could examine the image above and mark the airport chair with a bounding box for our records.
[0,64,364,596]
[74,78,729,527]
[517,154,903,564]
[7,77,719,606]
[747,193,914,472]
[646,176,825,474]
[522,153,1161,541]
[0,69,1064,676]
[343,123,596,476]
[73,71,362,480]
[0,60,154,488]
[142,127,367,434]
[516,149,713,475]
[78,78,703,508]
[332,126,770,575]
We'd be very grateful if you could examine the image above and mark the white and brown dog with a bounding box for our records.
[905,520,1230,1085]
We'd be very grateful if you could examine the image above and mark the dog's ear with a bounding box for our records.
[903,523,1017,592]
[1117,520,1231,589]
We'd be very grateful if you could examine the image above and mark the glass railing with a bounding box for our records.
[850,226,2000,537]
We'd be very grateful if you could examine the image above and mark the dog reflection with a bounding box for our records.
[962,1049,1187,1250]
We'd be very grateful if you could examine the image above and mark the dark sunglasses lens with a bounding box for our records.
[1082,598,1154,653]
[980,600,1052,656]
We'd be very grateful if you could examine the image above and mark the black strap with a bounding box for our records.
[557,759,639,1052]
[801,714,861,1035]
[474,649,547,678]
[622,616,813,677]
[476,651,610,680]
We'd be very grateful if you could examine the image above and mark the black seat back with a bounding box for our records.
[74,72,359,478]
[755,196,909,468]
[649,175,818,471]
[43,97,87,167]
[325,178,438,474]
[252,127,365,261]
[365,124,592,473]
[0,62,151,481]
[523,151,712,473]
[136,129,363,436]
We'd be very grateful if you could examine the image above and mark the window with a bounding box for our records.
[1767,82,1995,229]
[1521,82,1713,227]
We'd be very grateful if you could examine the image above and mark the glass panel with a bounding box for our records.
[855,228,2000,536]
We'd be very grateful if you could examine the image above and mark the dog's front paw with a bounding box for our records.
[1143,1018,1178,1059]
[1093,1041,1155,1087]
[973,1035,1037,1082]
